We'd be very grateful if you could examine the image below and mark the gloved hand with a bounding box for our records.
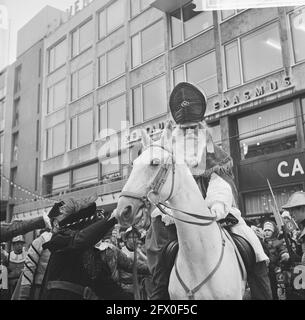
[210,202,226,220]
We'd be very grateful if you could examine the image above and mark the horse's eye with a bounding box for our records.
[150,158,161,166]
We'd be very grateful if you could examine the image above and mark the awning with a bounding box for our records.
[151,0,191,13]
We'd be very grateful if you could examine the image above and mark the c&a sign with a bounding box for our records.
[277,154,305,178]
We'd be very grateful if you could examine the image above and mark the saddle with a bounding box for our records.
[162,227,256,276]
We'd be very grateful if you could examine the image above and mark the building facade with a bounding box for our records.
[7,0,305,223]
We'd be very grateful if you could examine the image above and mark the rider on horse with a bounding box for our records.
[145,82,273,300]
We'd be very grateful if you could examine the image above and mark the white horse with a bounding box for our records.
[116,124,246,299]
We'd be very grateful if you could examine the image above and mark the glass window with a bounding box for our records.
[48,80,66,113]
[101,155,120,183]
[72,20,93,57]
[13,98,19,127]
[12,133,18,162]
[71,64,93,100]
[52,172,69,193]
[238,102,297,160]
[131,0,150,17]
[208,123,221,146]
[49,39,67,73]
[131,20,165,68]
[224,41,241,88]
[71,110,93,149]
[143,75,167,121]
[132,87,142,125]
[170,4,213,47]
[46,123,65,158]
[221,10,235,20]
[99,45,125,85]
[14,65,21,93]
[173,67,185,86]
[186,51,217,96]
[241,23,283,82]
[0,134,4,164]
[99,94,126,134]
[290,7,305,63]
[98,0,125,39]
[72,163,98,187]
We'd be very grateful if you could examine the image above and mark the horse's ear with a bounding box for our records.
[160,120,173,146]
[140,129,152,148]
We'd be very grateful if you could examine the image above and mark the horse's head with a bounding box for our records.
[116,122,177,228]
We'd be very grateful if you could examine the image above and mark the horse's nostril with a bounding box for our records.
[122,206,132,220]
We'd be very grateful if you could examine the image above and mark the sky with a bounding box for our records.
[0,0,76,68]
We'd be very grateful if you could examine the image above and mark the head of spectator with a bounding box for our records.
[282,191,305,229]
[123,227,141,251]
[281,210,291,224]
[263,221,277,240]
[12,235,25,254]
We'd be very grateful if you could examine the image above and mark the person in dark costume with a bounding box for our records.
[145,82,272,300]
[40,198,149,300]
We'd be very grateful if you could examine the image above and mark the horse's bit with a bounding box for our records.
[119,144,225,300]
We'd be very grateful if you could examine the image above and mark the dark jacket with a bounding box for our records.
[40,217,135,300]
[0,217,45,243]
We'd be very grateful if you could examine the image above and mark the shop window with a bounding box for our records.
[71,20,93,57]
[71,64,93,100]
[70,110,93,149]
[244,185,303,216]
[52,172,69,193]
[98,44,125,86]
[132,75,167,125]
[49,39,67,72]
[131,0,151,17]
[99,94,126,136]
[208,123,221,147]
[100,155,120,184]
[131,20,165,68]
[72,163,98,188]
[46,122,65,158]
[289,7,305,63]
[98,0,125,39]
[173,51,218,97]
[47,79,66,113]
[238,102,297,160]
[170,3,213,47]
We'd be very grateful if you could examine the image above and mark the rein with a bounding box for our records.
[120,144,217,226]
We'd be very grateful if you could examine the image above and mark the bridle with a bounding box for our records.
[119,143,226,300]
[120,144,217,227]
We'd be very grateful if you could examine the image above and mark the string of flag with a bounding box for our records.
[0,174,57,204]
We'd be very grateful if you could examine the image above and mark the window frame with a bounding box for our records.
[46,122,66,159]
[130,0,151,18]
[172,50,218,97]
[70,109,93,150]
[98,0,125,40]
[237,102,298,161]
[131,74,167,125]
[71,18,93,58]
[219,9,247,22]
[71,162,99,188]
[98,43,125,86]
[223,21,284,90]
[70,63,93,101]
[48,38,67,74]
[131,19,165,69]
[287,6,305,65]
[47,78,66,114]
[98,93,127,137]
[169,5,214,48]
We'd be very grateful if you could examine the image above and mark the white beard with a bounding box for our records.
[173,126,207,176]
